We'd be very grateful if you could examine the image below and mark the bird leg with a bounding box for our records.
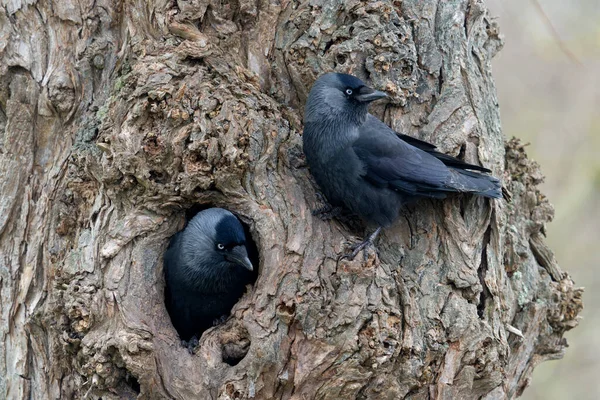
[312,192,343,220]
[341,227,382,261]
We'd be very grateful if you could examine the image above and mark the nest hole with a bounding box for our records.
[164,204,259,344]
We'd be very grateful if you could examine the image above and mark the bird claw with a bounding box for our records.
[339,227,383,262]
[340,239,376,262]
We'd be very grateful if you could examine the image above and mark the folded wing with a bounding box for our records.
[354,116,502,199]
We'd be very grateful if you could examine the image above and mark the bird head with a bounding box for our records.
[182,208,254,273]
[304,73,388,125]
[212,215,254,272]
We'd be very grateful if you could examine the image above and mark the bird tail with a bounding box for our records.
[447,169,503,199]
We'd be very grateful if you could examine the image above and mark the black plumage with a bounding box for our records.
[303,73,501,251]
[163,208,254,341]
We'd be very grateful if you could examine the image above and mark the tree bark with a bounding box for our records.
[0,0,582,399]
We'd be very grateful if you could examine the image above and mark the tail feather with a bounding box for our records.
[447,169,502,199]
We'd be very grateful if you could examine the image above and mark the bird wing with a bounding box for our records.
[368,115,491,173]
[396,132,491,173]
[353,118,451,196]
[353,116,500,198]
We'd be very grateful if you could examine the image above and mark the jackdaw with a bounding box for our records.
[303,73,502,258]
[164,208,254,342]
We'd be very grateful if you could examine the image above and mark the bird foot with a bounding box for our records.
[183,335,200,354]
[340,227,383,261]
[342,239,376,261]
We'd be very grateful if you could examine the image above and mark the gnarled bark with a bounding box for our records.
[0,0,582,399]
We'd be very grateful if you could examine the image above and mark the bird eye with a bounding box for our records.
[345,88,353,95]
[217,243,225,250]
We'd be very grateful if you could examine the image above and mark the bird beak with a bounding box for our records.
[226,245,254,271]
[356,86,388,103]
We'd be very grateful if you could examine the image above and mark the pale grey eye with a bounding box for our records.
[217,243,225,250]
[345,88,353,95]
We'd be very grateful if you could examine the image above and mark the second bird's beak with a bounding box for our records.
[356,86,388,103]
[226,245,254,271]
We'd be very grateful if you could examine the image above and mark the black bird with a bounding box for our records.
[303,73,502,258]
[164,208,254,342]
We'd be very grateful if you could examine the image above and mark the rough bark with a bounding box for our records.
[0,0,582,399]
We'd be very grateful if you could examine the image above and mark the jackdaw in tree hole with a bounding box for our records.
[303,73,502,258]
[164,208,254,342]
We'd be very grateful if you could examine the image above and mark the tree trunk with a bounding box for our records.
[0,0,583,399]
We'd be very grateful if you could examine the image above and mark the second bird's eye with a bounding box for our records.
[345,88,353,95]
[217,243,225,250]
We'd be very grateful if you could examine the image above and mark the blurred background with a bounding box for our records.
[486,0,600,398]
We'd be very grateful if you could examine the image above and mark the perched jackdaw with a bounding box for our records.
[303,73,502,257]
[164,208,254,341]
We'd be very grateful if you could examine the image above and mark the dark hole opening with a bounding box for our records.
[90,211,99,224]
[457,143,466,160]
[336,53,348,65]
[149,170,165,183]
[323,39,334,53]
[125,373,141,394]
[459,196,468,219]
